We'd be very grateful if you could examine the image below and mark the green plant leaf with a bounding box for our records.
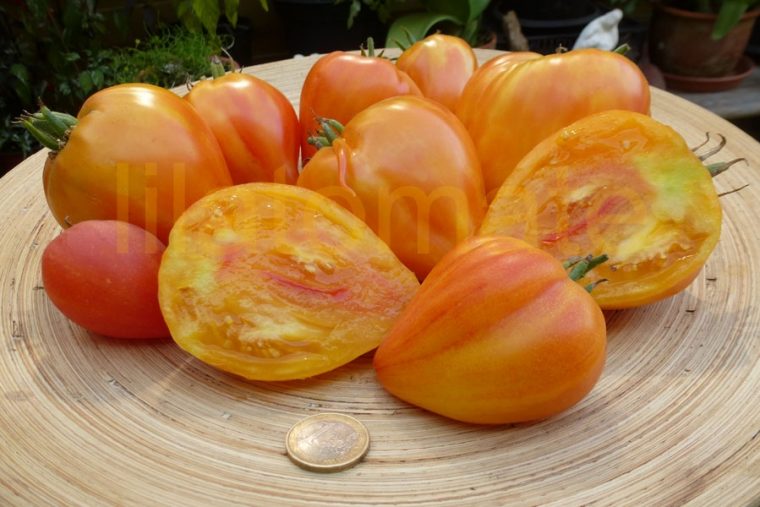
[712,0,751,39]
[10,64,32,104]
[347,0,361,28]
[192,0,221,35]
[224,0,239,27]
[78,71,94,94]
[467,0,491,20]
[385,12,460,48]
[9,64,30,87]
[461,18,479,46]
[424,0,490,23]
[259,0,269,12]
[92,69,105,89]
[424,0,467,23]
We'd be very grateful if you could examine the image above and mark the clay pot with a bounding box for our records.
[649,3,760,77]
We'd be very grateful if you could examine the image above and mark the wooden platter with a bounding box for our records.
[1,51,759,506]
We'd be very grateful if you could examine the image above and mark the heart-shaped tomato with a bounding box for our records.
[374,236,607,424]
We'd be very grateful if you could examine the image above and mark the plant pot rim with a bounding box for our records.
[662,54,755,92]
[654,2,760,21]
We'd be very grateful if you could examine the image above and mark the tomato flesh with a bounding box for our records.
[480,110,722,309]
[159,183,420,380]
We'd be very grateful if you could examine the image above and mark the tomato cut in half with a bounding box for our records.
[158,183,420,380]
[479,110,722,309]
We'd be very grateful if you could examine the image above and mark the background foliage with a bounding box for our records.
[1,0,224,161]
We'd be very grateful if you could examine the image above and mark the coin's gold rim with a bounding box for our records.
[285,413,370,473]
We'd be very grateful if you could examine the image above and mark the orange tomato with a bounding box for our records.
[299,49,421,162]
[297,95,487,279]
[158,183,420,381]
[455,50,541,129]
[41,84,232,243]
[480,110,722,309]
[185,71,300,185]
[374,236,607,425]
[42,220,169,339]
[456,49,651,197]
[396,34,478,111]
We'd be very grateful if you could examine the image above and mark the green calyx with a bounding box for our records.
[360,37,386,58]
[307,117,346,150]
[564,254,609,293]
[690,131,747,177]
[17,105,78,152]
[707,158,747,177]
[210,55,227,79]
[613,43,631,56]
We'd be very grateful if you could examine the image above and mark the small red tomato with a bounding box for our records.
[299,46,422,162]
[374,236,607,425]
[396,34,478,111]
[185,70,300,185]
[41,220,169,339]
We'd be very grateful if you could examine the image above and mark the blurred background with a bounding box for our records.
[2,0,759,176]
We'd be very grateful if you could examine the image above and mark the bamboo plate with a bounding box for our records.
[1,51,759,506]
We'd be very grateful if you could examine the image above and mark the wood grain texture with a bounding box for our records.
[1,50,759,506]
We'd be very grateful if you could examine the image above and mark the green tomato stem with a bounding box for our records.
[567,254,609,283]
[361,37,378,57]
[21,119,61,151]
[40,105,70,139]
[707,158,747,177]
[307,117,346,150]
[210,56,226,79]
[17,105,78,152]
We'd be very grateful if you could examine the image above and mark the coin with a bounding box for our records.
[285,413,370,473]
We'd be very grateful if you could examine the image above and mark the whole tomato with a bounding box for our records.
[30,84,232,243]
[297,95,487,279]
[455,50,541,130]
[480,110,722,309]
[374,236,607,425]
[456,49,651,197]
[158,183,419,381]
[396,34,478,111]
[42,220,169,339]
[185,66,300,184]
[299,43,422,161]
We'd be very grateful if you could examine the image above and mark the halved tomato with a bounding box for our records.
[479,110,722,309]
[158,183,419,380]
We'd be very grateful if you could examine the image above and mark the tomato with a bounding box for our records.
[36,83,232,243]
[374,236,607,425]
[299,47,422,162]
[41,220,169,339]
[455,50,541,130]
[158,183,420,381]
[455,49,651,197]
[395,34,478,111]
[297,95,487,279]
[480,110,722,309]
[185,70,300,185]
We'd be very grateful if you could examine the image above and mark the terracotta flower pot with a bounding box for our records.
[649,3,760,77]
